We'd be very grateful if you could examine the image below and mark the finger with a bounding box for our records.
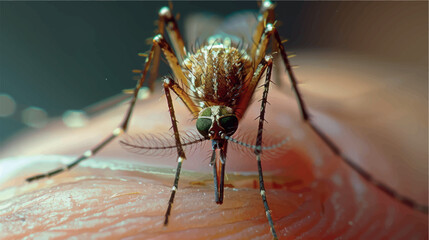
[0,81,427,239]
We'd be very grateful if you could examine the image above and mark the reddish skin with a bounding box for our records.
[0,51,427,239]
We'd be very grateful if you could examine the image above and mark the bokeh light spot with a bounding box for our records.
[62,110,89,128]
[138,87,151,100]
[0,94,17,117]
[21,107,48,128]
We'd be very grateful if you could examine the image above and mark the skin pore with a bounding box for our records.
[0,50,427,239]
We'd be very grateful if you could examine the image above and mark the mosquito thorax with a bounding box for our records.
[196,106,238,140]
[182,39,253,108]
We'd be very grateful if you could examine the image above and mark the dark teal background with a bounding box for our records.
[1,1,427,143]
[0,1,305,142]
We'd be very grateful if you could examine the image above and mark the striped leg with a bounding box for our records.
[26,31,194,183]
[271,30,309,121]
[162,77,187,225]
[253,0,309,120]
[272,27,429,214]
[250,0,275,60]
[26,40,159,182]
[148,6,187,91]
[250,0,429,215]
[254,55,278,239]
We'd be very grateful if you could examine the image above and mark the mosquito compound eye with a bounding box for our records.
[218,115,238,136]
[196,118,212,138]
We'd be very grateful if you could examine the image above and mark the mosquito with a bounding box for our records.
[25,1,428,239]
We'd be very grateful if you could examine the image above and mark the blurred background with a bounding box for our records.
[0,0,427,209]
[1,1,427,141]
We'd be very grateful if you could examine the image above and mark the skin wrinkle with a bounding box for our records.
[0,50,427,239]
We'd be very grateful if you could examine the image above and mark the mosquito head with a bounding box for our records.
[196,106,238,140]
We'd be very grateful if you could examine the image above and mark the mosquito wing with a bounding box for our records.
[184,13,223,51]
[216,11,259,50]
[185,11,258,51]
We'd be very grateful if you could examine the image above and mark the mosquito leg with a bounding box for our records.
[253,2,429,213]
[251,6,428,223]
[158,6,187,62]
[272,30,309,120]
[271,28,429,214]
[251,0,308,119]
[147,6,188,91]
[154,34,190,90]
[235,52,271,119]
[250,0,275,59]
[273,28,429,214]
[147,42,160,93]
[253,0,288,88]
[26,41,160,182]
[26,31,199,183]
[253,55,278,239]
[163,72,201,120]
[162,77,187,225]
[252,1,428,216]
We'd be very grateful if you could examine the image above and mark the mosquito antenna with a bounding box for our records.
[221,134,289,151]
[120,134,208,153]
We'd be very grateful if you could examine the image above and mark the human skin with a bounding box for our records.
[0,51,427,239]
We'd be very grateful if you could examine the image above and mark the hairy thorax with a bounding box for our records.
[182,42,253,108]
